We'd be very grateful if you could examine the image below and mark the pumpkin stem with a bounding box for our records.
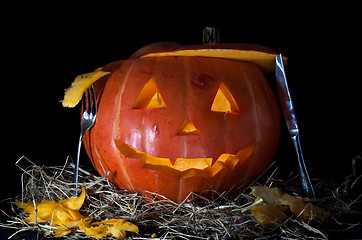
[203,27,219,43]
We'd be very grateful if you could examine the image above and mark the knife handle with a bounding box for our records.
[292,134,316,199]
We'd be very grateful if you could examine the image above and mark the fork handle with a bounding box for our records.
[72,134,83,196]
[292,134,316,199]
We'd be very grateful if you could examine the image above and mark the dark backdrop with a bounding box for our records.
[1,4,361,239]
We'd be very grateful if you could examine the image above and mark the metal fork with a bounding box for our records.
[72,85,97,195]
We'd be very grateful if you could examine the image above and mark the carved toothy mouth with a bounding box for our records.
[114,140,254,179]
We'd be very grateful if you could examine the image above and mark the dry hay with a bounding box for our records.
[1,155,361,239]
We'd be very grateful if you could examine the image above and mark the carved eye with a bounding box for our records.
[211,82,239,113]
[133,78,166,109]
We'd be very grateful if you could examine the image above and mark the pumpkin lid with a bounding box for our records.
[137,42,288,73]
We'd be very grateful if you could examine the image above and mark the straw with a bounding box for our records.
[1,154,361,239]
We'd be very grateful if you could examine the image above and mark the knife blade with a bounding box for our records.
[275,54,316,199]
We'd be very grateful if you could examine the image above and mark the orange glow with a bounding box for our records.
[211,82,239,113]
[177,118,200,135]
[114,140,254,179]
[132,78,166,109]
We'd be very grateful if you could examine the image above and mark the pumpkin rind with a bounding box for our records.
[82,53,281,203]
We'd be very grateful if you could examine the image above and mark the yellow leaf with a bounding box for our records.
[79,221,109,239]
[251,186,284,208]
[250,186,327,227]
[281,194,326,220]
[53,228,72,238]
[53,221,79,237]
[87,218,139,239]
[107,225,126,239]
[251,198,287,227]
[15,187,139,238]
[59,186,86,210]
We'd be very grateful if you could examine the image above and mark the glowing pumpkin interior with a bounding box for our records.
[132,78,166,109]
[114,139,254,179]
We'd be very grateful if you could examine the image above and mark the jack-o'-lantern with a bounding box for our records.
[64,42,286,203]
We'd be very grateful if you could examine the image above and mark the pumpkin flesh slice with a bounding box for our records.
[141,49,288,73]
[62,70,110,108]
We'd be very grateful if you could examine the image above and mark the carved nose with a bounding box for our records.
[177,117,200,136]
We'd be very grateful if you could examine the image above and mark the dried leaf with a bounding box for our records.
[250,198,287,227]
[78,218,109,239]
[59,186,86,210]
[16,186,86,226]
[79,218,139,239]
[15,186,138,239]
[251,186,283,208]
[250,186,327,227]
[282,194,326,220]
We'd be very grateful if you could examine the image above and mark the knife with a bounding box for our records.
[275,54,316,199]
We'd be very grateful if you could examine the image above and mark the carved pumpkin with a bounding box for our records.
[80,42,284,203]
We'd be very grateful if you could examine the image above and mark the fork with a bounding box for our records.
[72,85,97,195]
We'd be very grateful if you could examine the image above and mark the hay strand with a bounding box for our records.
[1,155,361,239]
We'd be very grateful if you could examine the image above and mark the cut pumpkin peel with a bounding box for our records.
[141,48,288,72]
[62,70,110,108]
[249,186,328,227]
[15,186,138,238]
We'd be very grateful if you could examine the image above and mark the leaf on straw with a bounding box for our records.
[250,186,328,227]
[250,197,287,227]
[15,186,138,239]
[58,186,86,211]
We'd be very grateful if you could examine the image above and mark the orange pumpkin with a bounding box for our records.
[83,42,283,203]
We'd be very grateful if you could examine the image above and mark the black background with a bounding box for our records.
[1,3,361,239]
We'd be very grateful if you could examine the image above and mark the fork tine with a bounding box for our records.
[91,84,97,115]
[86,87,92,113]
[82,90,87,113]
